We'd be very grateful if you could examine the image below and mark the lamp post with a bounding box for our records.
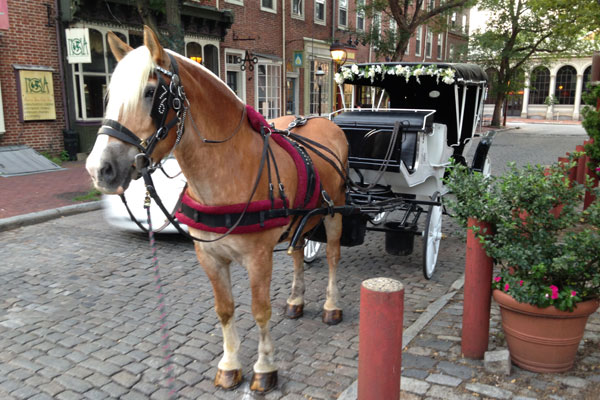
[316,66,325,116]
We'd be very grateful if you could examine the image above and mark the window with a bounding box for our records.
[425,29,433,58]
[72,27,127,120]
[338,0,348,28]
[436,33,443,60]
[257,63,281,119]
[451,12,457,28]
[582,66,592,101]
[291,0,304,19]
[449,43,455,60]
[462,15,467,33]
[485,68,499,105]
[186,42,203,64]
[555,66,576,105]
[389,18,397,41]
[427,0,435,11]
[204,45,219,76]
[261,0,276,13]
[528,66,550,104]
[225,0,243,5]
[226,51,246,102]
[315,0,326,24]
[373,13,382,48]
[356,0,365,31]
[415,26,422,57]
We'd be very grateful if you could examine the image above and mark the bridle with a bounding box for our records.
[98,52,188,171]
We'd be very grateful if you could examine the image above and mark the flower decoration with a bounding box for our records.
[334,63,457,86]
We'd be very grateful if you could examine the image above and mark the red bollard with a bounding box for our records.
[358,277,404,400]
[565,153,578,184]
[462,218,494,359]
[576,145,587,185]
[584,172,599,210]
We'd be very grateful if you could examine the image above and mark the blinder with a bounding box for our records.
[98,52,186,172]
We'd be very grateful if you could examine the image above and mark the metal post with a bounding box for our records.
[318,82,322,116]
[462,218,494,359]
[358,277,404,400]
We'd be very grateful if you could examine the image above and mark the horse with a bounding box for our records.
[86,26,348,393]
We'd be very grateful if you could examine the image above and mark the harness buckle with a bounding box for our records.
[135,153,151,173]
[156,126,168,140]
[172,97,182,111]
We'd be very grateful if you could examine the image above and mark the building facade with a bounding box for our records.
[484,57,593,121]
[0,0,469,155]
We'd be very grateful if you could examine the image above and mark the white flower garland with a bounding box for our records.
[334,63,456,86]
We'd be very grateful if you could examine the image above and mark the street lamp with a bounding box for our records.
[315,66,325,115]
[330,40,348,111]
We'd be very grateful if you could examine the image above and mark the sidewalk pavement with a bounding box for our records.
[1,118,598,399]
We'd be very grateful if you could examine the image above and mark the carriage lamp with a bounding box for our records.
[316,66,325,116]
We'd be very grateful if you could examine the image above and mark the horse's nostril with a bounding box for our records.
[99,161,116,183]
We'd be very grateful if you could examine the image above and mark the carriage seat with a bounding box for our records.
[332,110,434,173]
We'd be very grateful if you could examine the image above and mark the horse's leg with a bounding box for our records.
[285,249,305,319]
[194,246,243,389]
[322,213,343,325]
[247,252,278,392]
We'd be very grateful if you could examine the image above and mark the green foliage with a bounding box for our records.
[470,0,600,125]
[74,189,102,202]
[447,161,600,311]
[40,151,63,166]
[581,84,600,168]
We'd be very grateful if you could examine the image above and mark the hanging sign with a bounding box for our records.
[65,28,91,63]
[0,0,9,30]
[15,67,57,121]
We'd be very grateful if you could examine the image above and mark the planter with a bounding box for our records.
[493,289,599,372]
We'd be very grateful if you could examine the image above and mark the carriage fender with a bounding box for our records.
[470,130,496,173]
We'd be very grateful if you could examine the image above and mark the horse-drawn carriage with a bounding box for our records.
[303,62,492,279]
[88,27,492,393]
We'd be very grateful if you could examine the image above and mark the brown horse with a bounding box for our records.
[86,26,348,392]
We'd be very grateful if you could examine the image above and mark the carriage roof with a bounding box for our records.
[336,62,488,88]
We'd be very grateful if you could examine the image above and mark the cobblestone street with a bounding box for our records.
[0,209,466,399]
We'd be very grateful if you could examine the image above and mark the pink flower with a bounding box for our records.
[571,291,577,297]
[596,166,600,172]
[504,283,510,292]
[551,291,559,299]
[550,285,558,293]
[519,280,524,286]
[494,276,501,283]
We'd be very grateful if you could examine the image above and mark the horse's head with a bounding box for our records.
[86,26,182,194]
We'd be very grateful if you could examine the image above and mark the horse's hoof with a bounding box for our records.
[214,368,243,390]
[285,303,304,319]
[250,370,278,393]
[322,309,343,325]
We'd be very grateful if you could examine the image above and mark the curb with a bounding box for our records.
[337,273,466,400]
[0,201,102,232]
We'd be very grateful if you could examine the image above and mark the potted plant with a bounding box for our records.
[445,161,600,372]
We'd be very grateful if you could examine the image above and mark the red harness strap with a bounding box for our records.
[175,105,321,234]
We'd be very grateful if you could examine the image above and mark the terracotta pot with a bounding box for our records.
[493,289,599,373]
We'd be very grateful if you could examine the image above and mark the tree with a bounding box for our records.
[470,0,600,126]
[135,0,185,54]
[360,0,476,61]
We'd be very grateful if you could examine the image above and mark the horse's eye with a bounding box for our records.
[144,88,155,99]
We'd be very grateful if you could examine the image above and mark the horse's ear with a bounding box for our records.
[107,32,132,62]
[143,25,170,68]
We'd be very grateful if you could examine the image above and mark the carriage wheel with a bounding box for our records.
[422,192,442,280]
[370,211,388,225]
[303,240,322,263]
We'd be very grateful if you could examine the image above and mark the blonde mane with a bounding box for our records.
[105,46,155,120]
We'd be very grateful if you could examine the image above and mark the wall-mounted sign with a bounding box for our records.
[14,66,57,121]
[0,0,9,30]
[293,51,304,67]
[65,28,91,64]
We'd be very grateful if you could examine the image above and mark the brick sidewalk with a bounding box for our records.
[0,161,94,219]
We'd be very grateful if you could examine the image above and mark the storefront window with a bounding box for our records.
[257,63,281,119]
